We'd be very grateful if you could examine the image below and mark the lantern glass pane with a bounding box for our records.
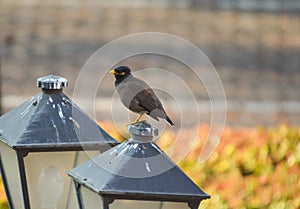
[0,142,24,209]
[24,151,99,209]
[111,200,161,209]
[111,200,190,209]
[160,201,190,209]
[81,186,102,209]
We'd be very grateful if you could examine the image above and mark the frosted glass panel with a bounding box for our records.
[81,186,103,209]
[0,142,24,209]
[111,200,189,209]
[24,151,100,209]
[66,151,100,209]
[111,200,161,209]
[161,201,190,209]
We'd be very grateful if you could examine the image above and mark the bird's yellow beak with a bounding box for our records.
[109,69,116,74]
[109,69,125,75]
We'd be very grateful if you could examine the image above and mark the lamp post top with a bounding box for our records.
[0,75,118,150]
[37,75,68,90]
[67,122,210,209]
[127,122,158,142]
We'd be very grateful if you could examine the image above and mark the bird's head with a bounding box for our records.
[109,66,132,84]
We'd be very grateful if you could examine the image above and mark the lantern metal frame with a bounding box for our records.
[68,122,210,209]
[0,75,118,209]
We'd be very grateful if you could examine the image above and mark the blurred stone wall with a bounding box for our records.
[1,1,299,125]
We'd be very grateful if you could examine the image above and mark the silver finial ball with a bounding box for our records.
[37,75,68,90]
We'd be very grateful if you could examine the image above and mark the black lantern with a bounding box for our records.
[68,122,210,209]
[0,75,118,209]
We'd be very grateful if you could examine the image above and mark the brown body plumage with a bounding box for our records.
[109,66,174,126]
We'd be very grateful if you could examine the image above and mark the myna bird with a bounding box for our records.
[109,66,174,126]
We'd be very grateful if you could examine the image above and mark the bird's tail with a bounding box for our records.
[166,115,174,126]
[150,109,174,126]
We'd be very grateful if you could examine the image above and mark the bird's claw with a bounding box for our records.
[127,120,148,126]
[127,121,138,126]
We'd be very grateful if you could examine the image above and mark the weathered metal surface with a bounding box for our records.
[68,122,209,206]
[0,75,118,150]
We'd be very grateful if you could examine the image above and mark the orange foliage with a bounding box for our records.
[0,123,299,208]
[96,122,300,208]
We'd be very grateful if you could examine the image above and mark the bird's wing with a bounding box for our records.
[136,89,168,122]
[115,75,174,125]
[117,76,167,121]
[134,87,163,112]
[124,77,163,111]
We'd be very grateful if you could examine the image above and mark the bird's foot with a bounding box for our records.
[127,121,138,126]
[126,114,144,126]
[127,120,148,126]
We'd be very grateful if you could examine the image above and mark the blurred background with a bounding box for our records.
[1,0,299,126]
[0,0,300,208]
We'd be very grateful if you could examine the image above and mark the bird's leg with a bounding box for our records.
[130,114,143,125]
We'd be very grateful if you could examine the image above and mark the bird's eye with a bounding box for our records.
[118,72,126,76]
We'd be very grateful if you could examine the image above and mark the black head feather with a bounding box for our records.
[112,66,132,85]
